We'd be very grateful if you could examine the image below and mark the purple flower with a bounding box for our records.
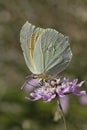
[57,78,86,97]
[79,95,87,106]
[21,75,41,92]
[22,76,86,102]
[60,96,69,113]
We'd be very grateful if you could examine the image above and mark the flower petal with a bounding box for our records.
[21,76,41,92]
[79,95,87,105]
[73,90,86,96]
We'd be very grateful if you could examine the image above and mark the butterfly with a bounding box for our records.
[20,21,72,79]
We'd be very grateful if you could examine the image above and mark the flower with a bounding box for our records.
[60,96,69,113]
[22,75,86,102]
[21,75,41,92]
[56,78,86,97]
[79,95,87,106]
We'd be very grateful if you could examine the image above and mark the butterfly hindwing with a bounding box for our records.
[34,28,72,75]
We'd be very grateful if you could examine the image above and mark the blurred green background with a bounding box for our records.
[0,0,87,130]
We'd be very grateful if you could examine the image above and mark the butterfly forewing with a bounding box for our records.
[33,30,45,74]
[20,22,36,73]
[20,22,44,74]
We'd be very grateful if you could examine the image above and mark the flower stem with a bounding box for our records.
[57,99,67,130]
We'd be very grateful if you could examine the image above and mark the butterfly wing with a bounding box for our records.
[34,28,72,75]
[20,21,44,74]
[20,22,72,75]
[20,21,35,73]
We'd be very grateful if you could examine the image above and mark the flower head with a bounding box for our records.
[22,75,86,102]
